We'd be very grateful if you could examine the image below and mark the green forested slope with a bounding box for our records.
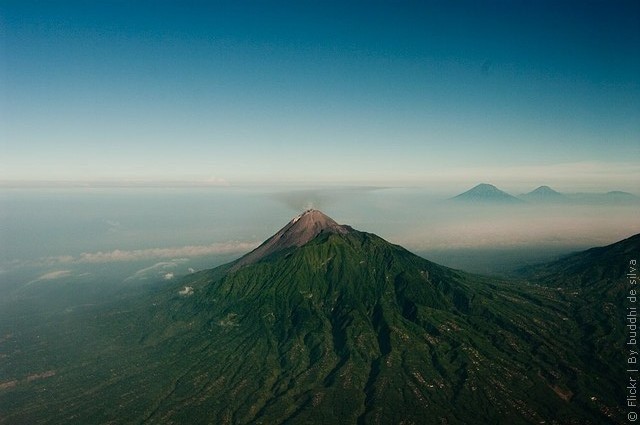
[1,226,634,424]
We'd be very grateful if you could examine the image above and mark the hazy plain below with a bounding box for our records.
[1,185,638,301]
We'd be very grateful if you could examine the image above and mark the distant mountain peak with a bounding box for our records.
[451,183,522,203]
[606,190,635,196]
[529,185,561,194]
[476,182,499,189]
[520,185,566,202]
[232,209,351,269]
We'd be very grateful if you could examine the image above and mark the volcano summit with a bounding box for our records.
[232,209,351,269]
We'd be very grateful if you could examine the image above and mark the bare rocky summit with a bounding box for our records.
[232,209,351,269]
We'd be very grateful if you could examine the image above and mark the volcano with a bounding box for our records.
[520,185,567,202]
[1,211,630,424]
[451,183,523,204]
[135,210,621,424]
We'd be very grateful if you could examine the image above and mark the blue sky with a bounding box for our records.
[1,1,639,190]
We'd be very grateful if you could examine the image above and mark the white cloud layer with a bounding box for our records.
[26,270,73,285]
[123,260,190,282]
[36,241,259,266]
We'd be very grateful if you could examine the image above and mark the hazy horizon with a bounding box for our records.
[2,186,638,295]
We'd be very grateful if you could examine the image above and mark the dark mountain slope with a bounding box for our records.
[517,233,639,287]
[516,233,639,407]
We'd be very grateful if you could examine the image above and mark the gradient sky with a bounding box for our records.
[1,1,639,190]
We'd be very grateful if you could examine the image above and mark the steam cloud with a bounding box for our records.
[272,188,381,212]
[273,190,328,211]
